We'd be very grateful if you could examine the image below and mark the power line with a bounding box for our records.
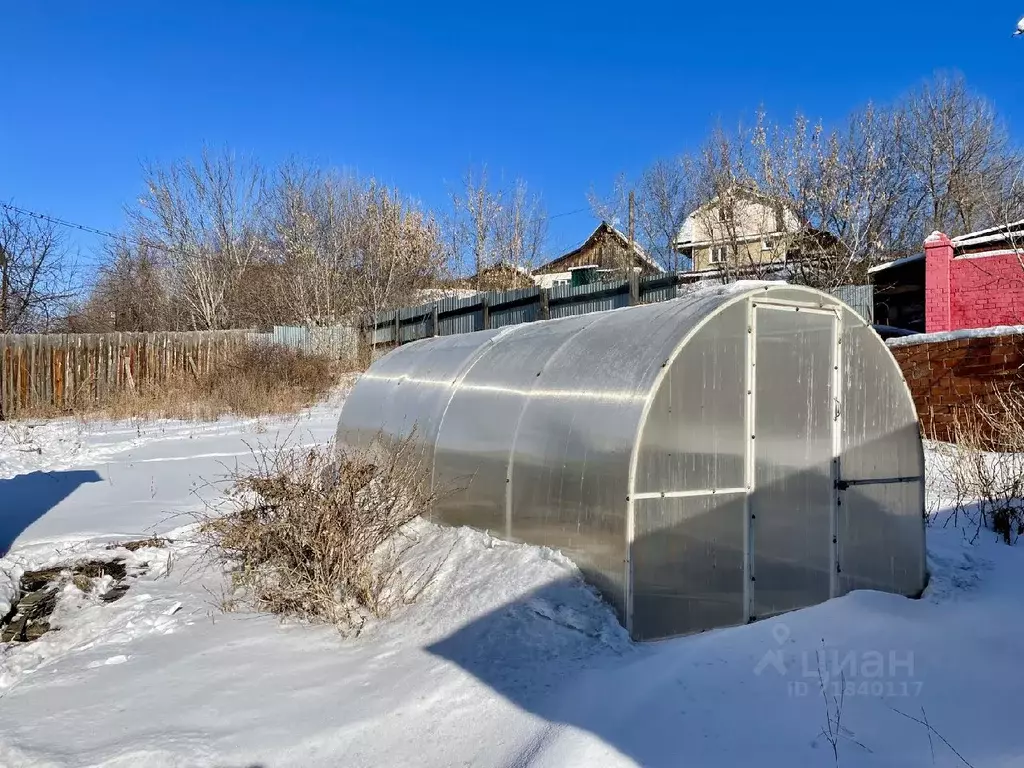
[548,206,591,220]
[0,201,189,259]
[4,199,593,236]
[1,202,123,241]
[1,200,595,257]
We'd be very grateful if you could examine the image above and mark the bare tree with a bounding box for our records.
[0,204,78,333]
[88,240,172,331]
[127,148,267,330]
[449,165,500,287]
[748,104,917,290]
[351,181,445,329]
[901,74,1022,235]
[639,158,697,272]
[268,163,358,326]
[492,179,547,273]
[449,166,547,288]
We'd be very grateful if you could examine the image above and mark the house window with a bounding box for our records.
[718,206,731,223]
[709,246,729,264]
[762,237,777,251]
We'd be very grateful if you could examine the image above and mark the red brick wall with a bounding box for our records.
[925,232,1024,332]
[890,331,1024,442]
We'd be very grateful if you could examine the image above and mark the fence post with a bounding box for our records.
[628,271,640,306]
[393,310,401,347]
[481,294,491,330]
[431,304,439,337]
[539,288,550,321]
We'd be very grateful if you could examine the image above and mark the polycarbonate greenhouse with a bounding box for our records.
[337,283,927,641]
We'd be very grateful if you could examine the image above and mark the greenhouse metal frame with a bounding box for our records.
[337,283,927,641]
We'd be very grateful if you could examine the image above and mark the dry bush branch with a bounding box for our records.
[930,386,1024,543]
[200,434,439,632]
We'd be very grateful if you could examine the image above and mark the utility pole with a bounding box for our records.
[627,190,639,305]
[0,244,8,334]
[627,189,636,275]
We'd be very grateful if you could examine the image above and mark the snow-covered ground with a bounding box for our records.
[0,395,1022,767]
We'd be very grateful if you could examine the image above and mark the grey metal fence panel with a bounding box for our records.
[439,309,483,336]
[831,285,874,323]
[367,278,874,349]
[398,304,431,322]
[491,302,539,327]
[401,319,430,343]
[491,287,540,306]
[640,279,678,304]
[247,324,359,360]
[551,292,627,319]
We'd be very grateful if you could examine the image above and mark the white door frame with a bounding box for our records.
[744,298,843,623]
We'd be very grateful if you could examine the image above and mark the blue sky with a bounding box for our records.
[2,1,1023,264]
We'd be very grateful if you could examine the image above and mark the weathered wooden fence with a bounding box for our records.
[367,273,874,355]
[0,330,254,417]
[0,324,362,417]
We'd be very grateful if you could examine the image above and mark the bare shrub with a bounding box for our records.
[931,387,1024,543]
[198,344,339,416]
[202,436,438,630]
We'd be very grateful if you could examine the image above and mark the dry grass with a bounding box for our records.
[931,386,1024,543]
[17,344,343,422]
[200,434,441,631]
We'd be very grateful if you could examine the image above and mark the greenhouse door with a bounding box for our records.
[750,303,837,620]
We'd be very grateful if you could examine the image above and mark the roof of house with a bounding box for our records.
[868,220,1024,275]
[473,260,533,277]
[951,219,1024,249]
[946,218,1024,244]
[867,253,925,274]
[535,221,663,274]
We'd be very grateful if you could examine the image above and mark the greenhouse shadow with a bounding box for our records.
[0,469,103,556]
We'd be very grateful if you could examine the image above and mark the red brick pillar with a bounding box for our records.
[925,231,954,333]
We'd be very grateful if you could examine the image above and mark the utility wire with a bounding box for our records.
[1,200,594,250]
[1,202,123,241]
[0,201,191,258]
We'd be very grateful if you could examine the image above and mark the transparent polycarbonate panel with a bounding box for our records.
[510,299,715,615]
[636,300,747,494]
[631,494,746,639]
[841,309,924,482]
[335,282,859,638]
[837,480,926,597]
[336,329,506,460]
[432,314,602,534]
[751,307,835,619]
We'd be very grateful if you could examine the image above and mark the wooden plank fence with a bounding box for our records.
[0,330,253,418]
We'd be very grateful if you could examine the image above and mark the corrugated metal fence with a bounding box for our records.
[368,275,874,354]
[248,325,358,360]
